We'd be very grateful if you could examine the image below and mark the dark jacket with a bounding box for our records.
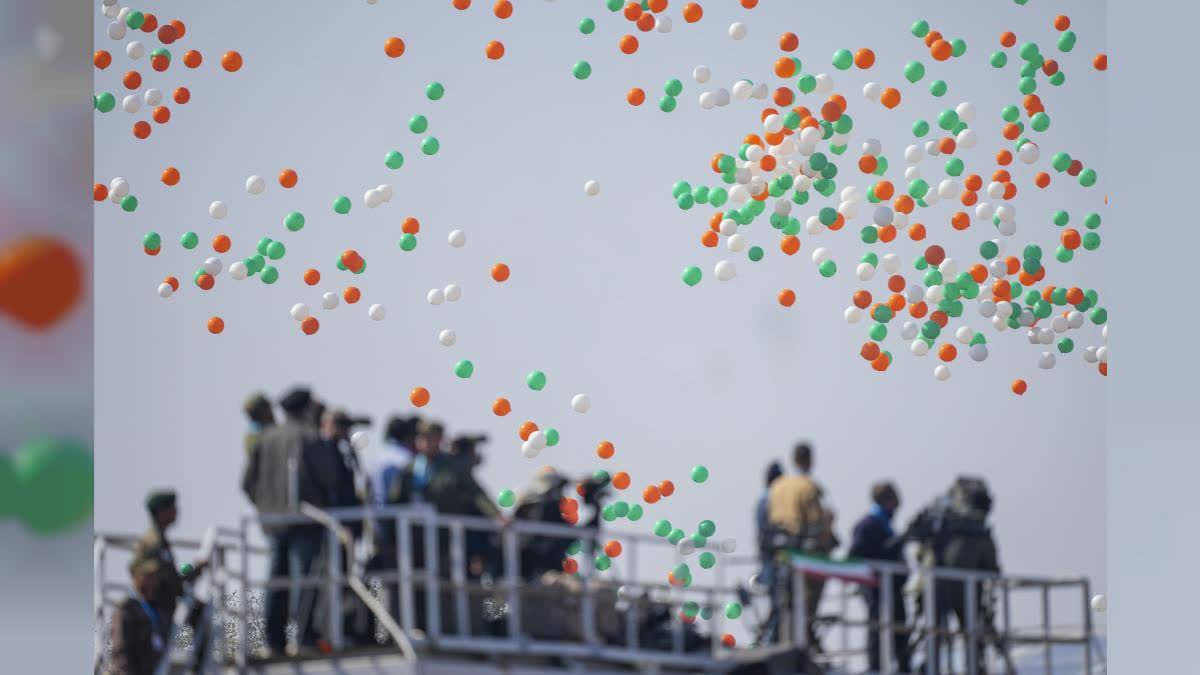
[241,419,331,532]
[108,596,167,675]
[849,509,905,564]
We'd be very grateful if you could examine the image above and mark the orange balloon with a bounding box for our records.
[278,169,298,188]
[1000,31,1016,47]
[195,273,214,290]
[453,0,471,8]
[562,558,579,574]
[341,249,365,272]
[343,286,361,304]
[635,13,656,31]
[623,1,643,20]
[164,276,179,291]
[401,217,420,234]
[485,40,505,60]
[604,540,623,558]
[519,420,539,441]
[492,397,512,416]
[491,263,511,282]
[183,50,202,68]
[779,32,799,52]
[612,472,631,490]
[682,2,703,23]
[151,106,170,124]
[173,87,190,104]
[493,0,513,18]
[385,37,405,58]
[930,39,952,61]
[1011,379,1027,395]
[207,316,224,334]
[303,268,320,285]
[619,34,639,54]
[93,183,108,201]
[596,441,615,459]
[880,87,901,109]
[221,51,243,72]
[938,344,957,362]
[778,289,796,307]
[410,387,431,407]
[123,70,142,89]
[212,234,231,253]
[626,87,646,106]
[854,48,875,69]
[0,236,83,330]
[1092,53,1107,71]
[133,121,152,139]
[642,484,661,503]
[94,50,112,69]
[301,316,319,335]
[658,480,675,497]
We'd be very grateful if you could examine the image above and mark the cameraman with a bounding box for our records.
[849,482,911,673]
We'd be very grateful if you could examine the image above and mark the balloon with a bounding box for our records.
[454,360,474,378]
[1090,595,1106,612]
[693,65,711,83]
[209,201,228,219]
[442,284,461,302]
[427,288,445,305]
[157,282,173,298]
[728,22,747,40]
[714,260,736,281]
[571,394,591,413]
[934,364,951,380]
[681,265,702,286]
[572,61,592,80]
[351,431,370,450]
[321,292,339,309]
[11,437,93,534]
[438,329,456,346]
[368,304,386,321]
[290,303,310,321]
[584,180,600,196]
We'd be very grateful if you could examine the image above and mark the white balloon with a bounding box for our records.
[903,165,921,182]
[121,94,141,113]
[377,184,394,202]
[719,219,737,237]
[956,128,978,149]
[106,21,126,40]
[1038,327,1055,344]
[844,306,862,323]
[351,431,370,450]
[1019,309,1037,327]
[729,185,749,205]
[364,188,383,208]
[987,181,1005,199]
[1090,595,1106,613]
[996,204,1015,222]
[855,263,876,281]
[1096,346,1108,363]
[1067,310,1085,329]
[969,343,989,362]
[245,175,265,194]
[110,177,130,198]
[143,88,162,106]
[995,301,1013,319]
[840,185,861,202]
[368,303,386,321]
[1102,324,1108,341]
[528,430,547,450]
[997,220,1017,236]
[677,539,697,556]
[901,321,918,340]
[714,260,736,281]
[955,326,974,344]
[934,364,951,381]
[1083,346,1098,363]
[583,180,600,196]
[975,201,995,220]
[230,261,248,281]
[693,65,711,83]
[1051,316,1069,333]
[989,260,1008,278]
[925,139,941,156]
[763,114,783,133]
[906,284,924,304]
[448,229,466,248]
[1018,142,1040,164]
[209,201,228,219]
[911,339,930,356]
[713,88,731,106]
[727,233,746,252]
[157,283,173,299]
[838,201,859,219]
[728,22,747,40]
[732,80,753,100]
[872,206,893,227]
[881,254,900,274]
[979,299,997,318]
[862,82,881,101]
[939,258,958,278]
[1038,352,1057,369]
[291,303,310,321]
[322,292,340,310]
[203,256,223,276]
[427,288,445,305]
[698,91,716,109]
[774,199,793,215]
[904,144,924,165]
[1026,329,1041,345]
[117,7,131,21]
[813,73,833,94]
[811,247,831,265]
[938,179,958,199]
[438,329,456,346]
[126,40,145,60]
[443,284,462,302]
[955,101,976,122]
[925,285,945,304]
[102,2,119,17]
[521,440,541,459]
[720,538,737,553]
[655,14,672,32]
[991,315,1008,331]
[571,393,591,413]
[751,82,769,99]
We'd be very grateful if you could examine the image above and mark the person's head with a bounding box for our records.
[306,399,326,430]
[871,481,900,515]
[765,461,784,488]
[793,442,813,473]
[244,393,275,427]
[130,558,162,601]
[278,387,314,421]
[384,415,417,447]
[145,490,177,529]
[415,420,445,456]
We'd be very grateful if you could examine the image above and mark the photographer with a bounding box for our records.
[849,482,911,673]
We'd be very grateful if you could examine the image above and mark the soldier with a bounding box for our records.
[108,558,168,675]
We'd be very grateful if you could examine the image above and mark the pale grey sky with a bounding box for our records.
[93,0,1107,643]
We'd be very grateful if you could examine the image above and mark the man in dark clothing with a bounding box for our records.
[849,481,911,673]
[243,393,275,457]
[130,490,209,671]
[755,461,784,644]
[108,558,168,675]
[240,386,332,655]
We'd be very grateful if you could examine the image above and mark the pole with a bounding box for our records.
[880,567,894,674]
[237,517,249,672]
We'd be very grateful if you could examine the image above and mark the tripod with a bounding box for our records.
[907,577,1015,675]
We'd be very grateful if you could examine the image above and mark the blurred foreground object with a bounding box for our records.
[2,436,92,534]
[0,235,84,330]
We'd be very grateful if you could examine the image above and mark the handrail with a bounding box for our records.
[297,502,419,662]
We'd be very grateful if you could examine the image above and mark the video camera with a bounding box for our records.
[903,476,993,554]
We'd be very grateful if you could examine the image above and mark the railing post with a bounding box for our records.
[502,525,521,644]
[397,513,416,635]
[449,521,469,637]
[1042,584,1052,674]
[625,539,639,652]
[580,531,597,647]
[212,546,227,670]
[327,526,344,651]
[1082,579,1093,675]
[923,566,936,675]
[423,508,441,642]
[793,566,808,649]
[965,573,978,675]
[880,566,894,674]
[237,516,249,671]
[94,538,106,670]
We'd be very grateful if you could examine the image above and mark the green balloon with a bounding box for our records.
[121,195,138,212]
[606,0,622,10]
[950,39,967,57]
[421,137,440,155]
[579,17,596,34]
[1031,112,1051,132]
[691,533,707,548]
[266,240,286,260]
[667,528,685,545]
[911,20,930,38]
[284,211,306,231]
[426,82,445,100]
[527,370,547,391]
[832,49,853,70]
[95,92,116,113]
[409,115,429,134]
[257,237,273,256]
[12,437,93,535]
[1058,31,1077,52]
[1084,212,1101,229]
[126,10,144,29]
[611,501,628,518]
[725,602,743,620]
[861,226,878,244]
[904,60,926,83]
[1079,168,1097,187]
[260,266,279,284]
[333,196,351,214]
[682,266,702,286]
[385,150,404,169]
[543,428,559,447]
[797,74,816,93]
[937,109,959,130]
[0,454,17,516]
[247,255,265,274]
[659,95,677,112]
[945,157,964,176]
[691,465,709,483]
[929,80,948,97]
[594,554,611,571]
[454,360,474,378]
[1082,232,1101,251]
[1001,105,1020,123]
[818,259,837,278]
[1018,76,1037,95]
[497,489,515,507]
[698,520,716,537]
[868,323,887,341]
[912,120,930,137]
[142,232,161,249]
[399,233,417,251]
[990,51,1008,68]
[180,231,199,249]
[601,505,616,522]
[699,552,716,569]
[1055,246,1074,263]
[1049,71,1065,86]
[572,60,592,80]
[1051,152,1072,172]
[653,519,672,537]
[664,78,683,96]
[1053,210,1070,226]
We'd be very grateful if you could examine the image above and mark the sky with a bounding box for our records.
[92,0,1108,654]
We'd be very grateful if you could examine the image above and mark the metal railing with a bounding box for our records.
[94,506,1105,674]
